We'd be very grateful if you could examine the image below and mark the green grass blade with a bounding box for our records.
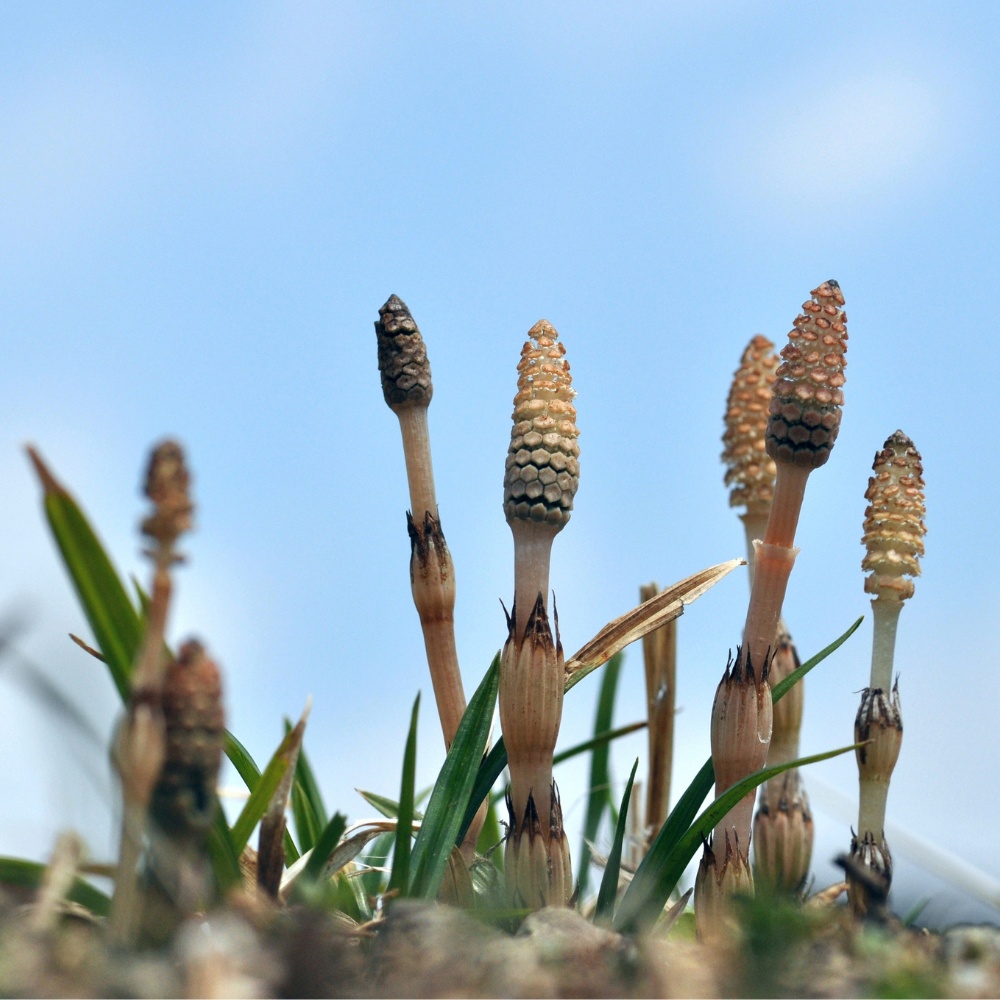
[615,742,861,933]
[408,654,500,900]
[356,788,429,822]
[554,721,647,767]
[281,718,328,854]
[28,448,142,701]
[461,736,507,841]
[388,694,420,898]
[208,805,244,889]
[770,616,863,704]
[596,758,638,924]
[476,795,504,867]
[0,856,111,917]
[225,730,263,788]
[224,730,299,862]
[357,789,400,819]
[295,742,329,832]
[230,727,301,854]
[298,812,348,888]
[290,784,321,854]
[577,651,624,899]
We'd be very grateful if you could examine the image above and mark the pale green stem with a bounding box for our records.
[870,597,903,693]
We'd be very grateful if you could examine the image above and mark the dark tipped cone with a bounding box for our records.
[375,295,433,409]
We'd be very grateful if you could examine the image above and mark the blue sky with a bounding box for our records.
[0,1,997,924]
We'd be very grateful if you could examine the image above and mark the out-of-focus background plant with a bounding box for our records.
[1,1,998,929]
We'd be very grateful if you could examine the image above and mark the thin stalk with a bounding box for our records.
[396,406,438,518]
[869,598,902,694]
[739,511,769,584]
[375,295,483,853]
[510,521,557,638]
[110,440,191,947]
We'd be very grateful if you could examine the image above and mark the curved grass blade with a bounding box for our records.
[614,742,862,933]
[565,560,742,692]
[0,856,111,917]
[577,651,624,899]
[300,812,348,885]
[475,795,504,867]
[461,736,507,842]
[207,806,243,889]
[27,447,142,701]
[287,812,349,904]
[230,725,301,854]
[555,720,647,768]
[291,780,321,853]
[257,706,309,896]
[388,693,420,898]
[282,717,328,854]
[408,654,499,899]
[356,788,421,821]
[225,730,299,862]
[771,616,863,704]
[596,758,639,924]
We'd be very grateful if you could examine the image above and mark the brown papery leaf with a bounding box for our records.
[257,700,311,899]
[564,560,743,692]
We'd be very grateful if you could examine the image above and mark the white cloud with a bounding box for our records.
[713,57,963,215]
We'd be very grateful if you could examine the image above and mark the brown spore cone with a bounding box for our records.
[722,334,779,511]
[375,294,433,409]
[766,280,847,469]
[504,319,579,528]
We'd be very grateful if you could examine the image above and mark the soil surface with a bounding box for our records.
[1,889,998,998]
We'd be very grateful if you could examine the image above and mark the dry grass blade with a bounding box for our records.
[656,887,692,935]
[258,701,310,898]
[564,560,743,691]
[280,821,401,902]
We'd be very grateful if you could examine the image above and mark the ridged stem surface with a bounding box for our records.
[640,582,676,843]
[396,407,438,522]
[740,511,769,585]
[870,597,902,694]
[510,520,557,639]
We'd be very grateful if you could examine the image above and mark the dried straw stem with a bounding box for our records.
[639,582,676,844]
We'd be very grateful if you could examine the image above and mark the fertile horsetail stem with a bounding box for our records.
[698,281,847,938]
[110,441,194,946]
[849,431,926,915]
[722,334,780,579]
[375,295,484,854]
[500,319,578,907]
